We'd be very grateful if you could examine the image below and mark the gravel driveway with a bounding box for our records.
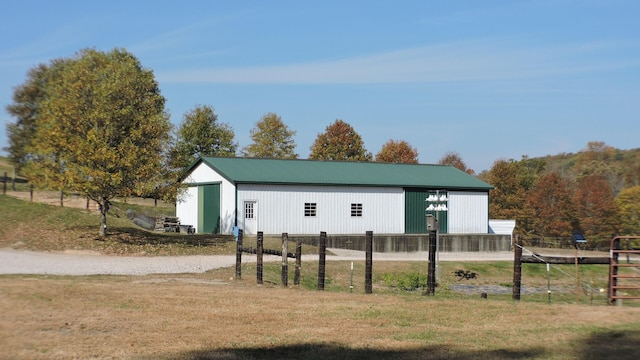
[0,247,514,276]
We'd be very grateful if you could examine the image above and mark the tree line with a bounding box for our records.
[4,48,472,236]
[4,48,639,240]
[480,143,640,244]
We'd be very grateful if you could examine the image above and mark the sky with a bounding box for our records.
[1,0,639,173]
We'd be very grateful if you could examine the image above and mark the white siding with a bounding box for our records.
[237,184,404,235]
[448,191,488,233]
[175,162,237,234]
[176,186,199,231]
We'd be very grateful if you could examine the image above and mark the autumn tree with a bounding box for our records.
[242,112,297,159]
[575,141,625,195]
[7,48,171,236]
[573,175,620,239]
[375,139,418,164]
[615,186,640,235]
[438,151,474,174]
[168,105,237,176]
[526,173,576,238]
[309,119,372,161]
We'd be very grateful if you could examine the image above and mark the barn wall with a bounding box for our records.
[176,186,199,232]
[447,191,489,234]
[237,184,404,235]
[176,162,237,234]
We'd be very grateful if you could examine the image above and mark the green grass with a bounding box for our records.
[0,194,235,255]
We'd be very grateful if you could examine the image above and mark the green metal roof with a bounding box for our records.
[192,157,493,190]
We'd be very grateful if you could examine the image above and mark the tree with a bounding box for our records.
[615,186,640,235]
[242,112,297,159]
[8,48,171,237]
[575,141,625,195]
[168,105,237,176]
[438,151,474,174]
[5,63,62,173]
[309,119,372,161]
[485,159,534,235]
[375,139,418,164]
[526,173,576,238]
[573,175,619,238]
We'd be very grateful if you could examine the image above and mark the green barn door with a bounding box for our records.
[405,189,448,234]
[198,184,221,234]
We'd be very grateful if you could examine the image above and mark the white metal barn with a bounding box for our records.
[176,157,494,235]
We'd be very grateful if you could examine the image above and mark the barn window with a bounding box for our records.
[244,202,254,219]
[351,203,363,217]
[304,203,317,217]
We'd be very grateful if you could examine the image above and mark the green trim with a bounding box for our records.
[182,181,222,187]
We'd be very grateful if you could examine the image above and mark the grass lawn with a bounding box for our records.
[2,187,640,359]
[1,269,639,360]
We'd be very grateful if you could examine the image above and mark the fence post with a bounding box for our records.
[513,235,522,301]
[282,233,289,287]
[425,228,437,296]
[30,184,33,202]
[2,172,6,194]
[365,231,373,294]
[318,231,327,291]
[235,229,243,280]
[295,238,302,286]
[257,231,263,285]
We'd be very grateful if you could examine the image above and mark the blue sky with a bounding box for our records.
[1,0,639,173]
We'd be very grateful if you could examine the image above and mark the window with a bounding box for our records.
[244,202,254,219]
[304,203,317,217]
[351,203,363,217]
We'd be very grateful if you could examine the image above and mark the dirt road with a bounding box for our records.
[0,247,514,276]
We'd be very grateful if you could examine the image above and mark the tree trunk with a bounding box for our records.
[98,198,109,237]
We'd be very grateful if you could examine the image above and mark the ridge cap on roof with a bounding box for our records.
[200,156,446,167]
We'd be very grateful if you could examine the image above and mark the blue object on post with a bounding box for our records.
[233,226,239,241]
[573,232,587,244]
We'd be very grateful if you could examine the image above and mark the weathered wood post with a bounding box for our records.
[425,218,437,296]
[29,184,33,202]
[257,231,264,285]
[513,235,522,301]
[318,231,327,291]
[282,233,289,287]
[2,172,6,194]
[294,238,302,286]
[235,229,243,280]
[365,230,373,294]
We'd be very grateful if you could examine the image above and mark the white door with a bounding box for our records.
[243,201,258,235]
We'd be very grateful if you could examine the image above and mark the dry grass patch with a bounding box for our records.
[2,270,640,360]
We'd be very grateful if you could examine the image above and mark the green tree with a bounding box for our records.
[309,119,372,161]
[438,151,474,174]
[526,173,576,238]
[615,186,640,235]
[9,48,171,236]
[375,139,418,164]
[242,112,297,159]
[169,105,237,176]
[573,175,619,239]
[5,63,57,173]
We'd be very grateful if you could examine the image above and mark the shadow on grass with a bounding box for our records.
[580,329,640,360]
[148,343,547,360]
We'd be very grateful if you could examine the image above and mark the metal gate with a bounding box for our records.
[609,236,640,304]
